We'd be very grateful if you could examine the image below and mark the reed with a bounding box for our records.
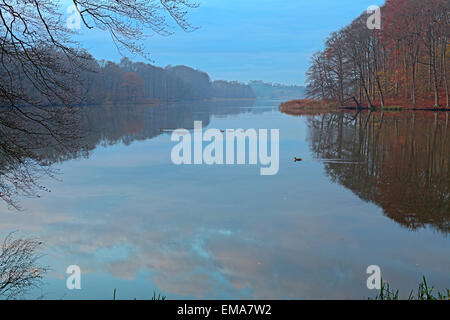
[372,276,449,300]
[112,289,166,300]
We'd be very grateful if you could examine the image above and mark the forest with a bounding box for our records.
[249,81,306,99]
[78,57,256,105]
[77,58,307,104]
[306,0,449,109]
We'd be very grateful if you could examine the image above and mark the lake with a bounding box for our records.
[0,99,449,299]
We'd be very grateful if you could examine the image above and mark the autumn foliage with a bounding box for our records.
[279,99,336,116]
[306,0,449,109]
[123,72,145,101]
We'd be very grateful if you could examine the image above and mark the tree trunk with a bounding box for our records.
[442,39,449,108]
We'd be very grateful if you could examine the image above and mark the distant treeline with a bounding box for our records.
[249,81,305,99]
[306,0,449,108]
[79,57,255,105]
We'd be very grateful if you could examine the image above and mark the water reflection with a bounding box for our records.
[306,111,450,233]
[41,100,261,163]
[1,100,259,208]
[0,106,82,209]
[1,101,449,299]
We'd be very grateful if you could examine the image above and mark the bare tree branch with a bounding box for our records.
[0,232,49,300]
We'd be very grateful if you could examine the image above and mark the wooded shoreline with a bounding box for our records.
[280,99,450,115]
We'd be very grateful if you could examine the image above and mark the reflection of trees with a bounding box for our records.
[0,0,198,209]
[307,111,450,233]
[0,100,256,208]
[0,106,82,209]
[0,233,48,300]
[40,100,257,162]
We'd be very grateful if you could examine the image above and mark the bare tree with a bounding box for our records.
[70,0,199,56]
[0,0,198,208]
[0,233,49,300]
[305,0,449,110]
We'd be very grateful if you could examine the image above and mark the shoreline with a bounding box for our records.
[280,99,450,113]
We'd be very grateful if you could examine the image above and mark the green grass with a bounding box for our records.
[372,276,449,300]
[151,291,166,300]
[381,106,403,111]
[112,288,166,300]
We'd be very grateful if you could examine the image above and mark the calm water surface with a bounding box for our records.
[1,99,449,299]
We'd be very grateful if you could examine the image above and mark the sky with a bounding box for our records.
[75,0,385,86]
